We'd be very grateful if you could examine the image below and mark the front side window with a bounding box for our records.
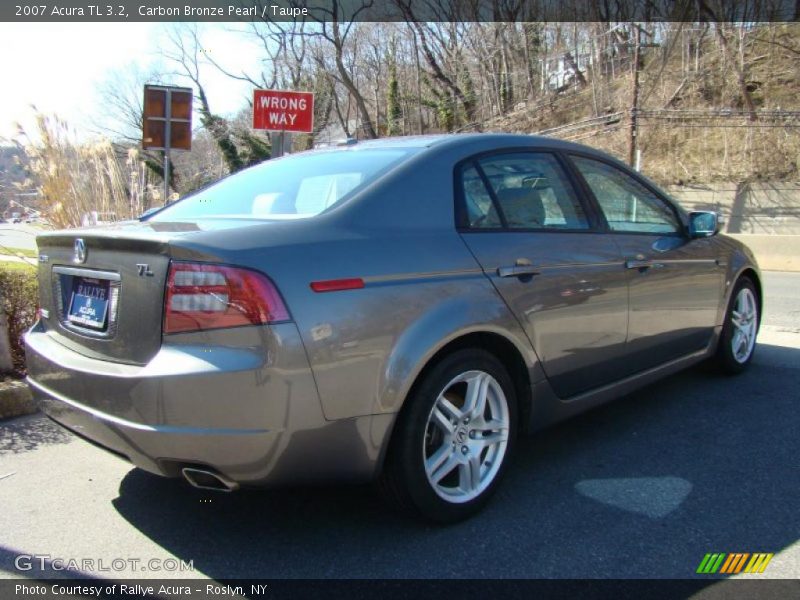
[571,156,681,234]
[151,148,414,221]
[461,152,590,230]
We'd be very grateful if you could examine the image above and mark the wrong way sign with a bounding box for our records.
[253,89,314,133]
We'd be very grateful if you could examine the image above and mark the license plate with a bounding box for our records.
[67,278,109,330]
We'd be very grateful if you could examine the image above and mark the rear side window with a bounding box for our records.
[460,153,590,230]
[152,149,413,221]
[461,165,503,228]
[571,156,681,234]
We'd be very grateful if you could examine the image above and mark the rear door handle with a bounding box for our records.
[497,264,539,277]
[625,259,653,269]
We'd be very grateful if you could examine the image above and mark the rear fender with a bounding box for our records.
[376,286,540,416]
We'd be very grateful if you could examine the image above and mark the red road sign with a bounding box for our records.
[253,89,314,133]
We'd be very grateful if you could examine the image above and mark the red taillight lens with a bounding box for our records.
[164,262,289,334]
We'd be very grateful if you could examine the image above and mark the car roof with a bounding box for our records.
[331,132,602,155]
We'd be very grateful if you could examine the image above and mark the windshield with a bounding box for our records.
[151,148,414,221]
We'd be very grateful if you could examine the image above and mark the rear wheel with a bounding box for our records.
[380,349,517,522]
[716,277,759,374]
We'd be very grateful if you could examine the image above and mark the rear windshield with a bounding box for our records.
[150,148,414,220]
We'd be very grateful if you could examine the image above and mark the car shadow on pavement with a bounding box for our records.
[112,343,800,579]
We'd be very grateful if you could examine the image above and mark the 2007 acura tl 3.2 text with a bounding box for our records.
[26,134,761,522]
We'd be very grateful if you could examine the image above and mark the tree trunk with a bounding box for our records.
[714,24,757,121]
[332,21,377,139]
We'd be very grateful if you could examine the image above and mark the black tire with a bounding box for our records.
[379,348,518,523]
[715,276,759,374]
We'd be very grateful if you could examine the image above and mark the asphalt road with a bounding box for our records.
[0,223,39,252]
[761,271,800,332]
[0,273,798,582]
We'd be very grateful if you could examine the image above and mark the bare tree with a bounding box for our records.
[307,1,378,138]
[395,4,478,127]
[163,24,248,172]
[95,61,170,143]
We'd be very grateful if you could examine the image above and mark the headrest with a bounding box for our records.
[495,187,545,227]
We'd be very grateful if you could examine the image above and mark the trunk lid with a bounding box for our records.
[35,219,262,365]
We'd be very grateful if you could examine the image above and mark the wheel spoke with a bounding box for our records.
[463,372,489,420]
[436,395,462,425]
[731,329,744,356]
[459,455,481,492]
[427,447,459,484]
[734,330,749,359]
[740,331,751,353]
[745,293,753,319]
[476,427,509,449]
[431,406,456,434]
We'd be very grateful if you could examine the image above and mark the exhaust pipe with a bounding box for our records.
[181,467,239,492]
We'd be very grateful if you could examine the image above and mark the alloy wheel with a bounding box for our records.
[730,286,758,364]
[422,370,510,504]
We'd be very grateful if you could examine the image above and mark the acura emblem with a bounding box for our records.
[73,239,87,264]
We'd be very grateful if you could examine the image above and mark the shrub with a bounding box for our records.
[0,264,38,377]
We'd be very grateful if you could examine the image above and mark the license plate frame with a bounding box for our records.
[66,277,110,330]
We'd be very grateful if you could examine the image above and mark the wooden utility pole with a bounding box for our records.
[628,26,642,168]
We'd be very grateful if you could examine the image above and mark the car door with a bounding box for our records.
[457,151,629,399]
[569,154,725,373]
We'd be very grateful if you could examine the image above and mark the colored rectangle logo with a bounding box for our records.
[697,553,774,574]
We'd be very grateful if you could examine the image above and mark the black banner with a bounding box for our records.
[3,0,799,23]
[4,579,800,600]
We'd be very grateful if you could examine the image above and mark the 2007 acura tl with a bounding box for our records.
[25,134,761,521]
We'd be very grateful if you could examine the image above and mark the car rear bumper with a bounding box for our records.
[24,322,393,487]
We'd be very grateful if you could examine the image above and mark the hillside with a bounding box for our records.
[481,23,800,186]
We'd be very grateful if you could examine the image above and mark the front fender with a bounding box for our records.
[716,234,763,326]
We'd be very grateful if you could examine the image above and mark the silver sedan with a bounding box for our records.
[25,134,761,522]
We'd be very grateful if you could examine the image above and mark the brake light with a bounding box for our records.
[164,262,289,334]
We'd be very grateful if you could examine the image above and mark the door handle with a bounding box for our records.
[626,258,666,270]
[625,259,653,270]
[498,259,540,278]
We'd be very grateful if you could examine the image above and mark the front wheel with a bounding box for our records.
[716,277,759,374]
[380,349,517,523]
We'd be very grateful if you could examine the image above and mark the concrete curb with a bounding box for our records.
[727,234,800,272]
[0,380,37,420]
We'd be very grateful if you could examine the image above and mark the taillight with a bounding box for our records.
[164,262,289,334]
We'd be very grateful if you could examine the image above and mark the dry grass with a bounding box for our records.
[16,113,155,229]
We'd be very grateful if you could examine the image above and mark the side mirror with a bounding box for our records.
[688,211,719,238]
